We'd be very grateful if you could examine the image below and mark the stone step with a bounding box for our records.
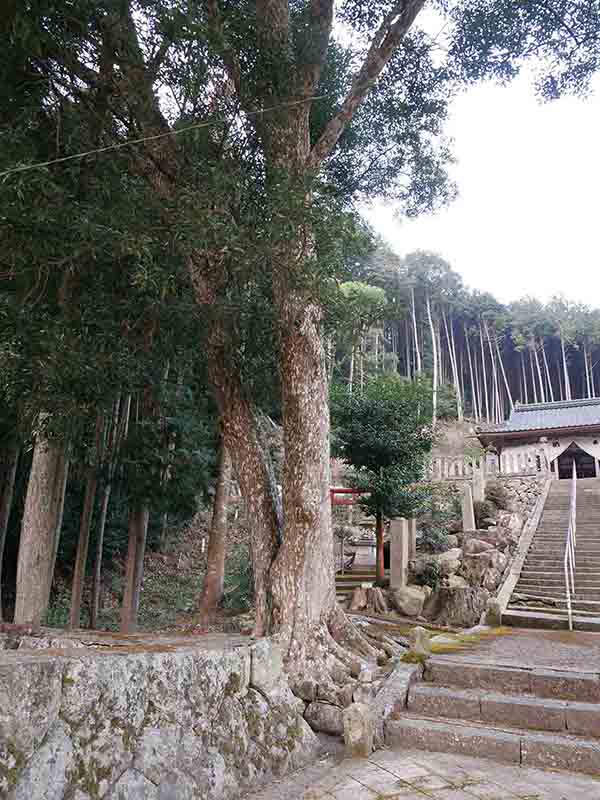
[503,608,600,631]
[385,716,600,777]
[408,684,600,737]
[423,659,600,701]
[515,584,600,596]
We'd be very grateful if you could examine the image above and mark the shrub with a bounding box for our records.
[474,500,496,529]
[413,558,442,591]
[418,522,449,554]
[485,480,509,510]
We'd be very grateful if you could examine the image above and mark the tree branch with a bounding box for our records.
[307,0,426,172]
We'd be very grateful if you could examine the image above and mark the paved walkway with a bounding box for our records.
[435,628,600,672]
[251,749,600,800]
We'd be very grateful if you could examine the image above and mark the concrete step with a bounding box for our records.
[386,716,600,777]
[503,608,600,631]
[408,684,600,737]
[423,659,600,701]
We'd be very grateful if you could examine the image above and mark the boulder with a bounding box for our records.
[447,574,468,590]
[435,548,462,576]
[461,549,507,588]
[446,534,460,549]
[389,586,430,618]
[304,702,343,735]
[463,538,494,555]
[343,703,375,758]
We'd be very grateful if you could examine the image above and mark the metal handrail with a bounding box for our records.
[564,461,577,630]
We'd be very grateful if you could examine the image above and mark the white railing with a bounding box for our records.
[564,460,577,630]
[427,448,550,482]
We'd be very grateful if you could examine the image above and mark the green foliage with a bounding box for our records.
[331,374,434,522]
[418,522,449,554]
[413,559,442,591]
[485,481,509,511]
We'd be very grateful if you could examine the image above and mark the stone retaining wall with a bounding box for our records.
[494,474,546,517]
[0,632,318,800]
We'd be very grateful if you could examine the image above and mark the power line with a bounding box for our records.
[0,95,326,180]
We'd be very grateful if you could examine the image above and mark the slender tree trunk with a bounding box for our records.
[521,351,529,404]
[583,341,592,398]
[348,345,355,395]
[120,505,149,633]
[444,311,463,421]
[530,349,539,403]
[14,432,69,624]
[479,324,490,422]
[68,467,98,629]
[411,287,422,374]
[90,480,111,629]
[359,335,365,394]
[465,328,479,421]
[374,331,379,374]
[197,443,232,626]
[375,510,385,584]
[0,446,19,622]
[560,334,572,400]
[405,320,412,379]
[425,294,438,425]
[533,342,545,402]
[484,322,500,422]
[541,341,554,402]
[495,337,514,412]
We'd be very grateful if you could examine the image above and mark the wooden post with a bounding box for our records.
[409,518,417,560]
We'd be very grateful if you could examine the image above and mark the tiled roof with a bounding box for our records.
[485,398,600,434]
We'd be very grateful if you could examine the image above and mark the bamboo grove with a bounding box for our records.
[341,247,600,426]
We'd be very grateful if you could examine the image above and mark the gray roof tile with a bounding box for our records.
[495,398,600,433]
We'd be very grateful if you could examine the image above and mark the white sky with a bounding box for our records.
[362,73,600,305]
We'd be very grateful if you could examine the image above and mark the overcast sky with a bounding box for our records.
[362,73,600,306]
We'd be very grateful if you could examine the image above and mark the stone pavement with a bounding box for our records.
[249,748,600,800]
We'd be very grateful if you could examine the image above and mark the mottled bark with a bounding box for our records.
[0,446,19,622]
[197,442,232,626]
[14,434,69,624]
[269,282,337,650]
[68,468,98,629]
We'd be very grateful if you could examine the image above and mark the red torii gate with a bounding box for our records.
[329,486,369,506]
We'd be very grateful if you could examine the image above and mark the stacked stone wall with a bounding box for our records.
[0,632,318,800]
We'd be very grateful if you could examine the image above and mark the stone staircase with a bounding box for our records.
[504,477,600,631]
[387,657,600,777]
[335,569,389,604]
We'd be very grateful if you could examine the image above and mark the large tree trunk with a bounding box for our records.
[14,433,69,624]
[0,446,19,622]
[120,505,149,633]
[269,285,336,648]
[197,442,232,626]
[68,468,98,629]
